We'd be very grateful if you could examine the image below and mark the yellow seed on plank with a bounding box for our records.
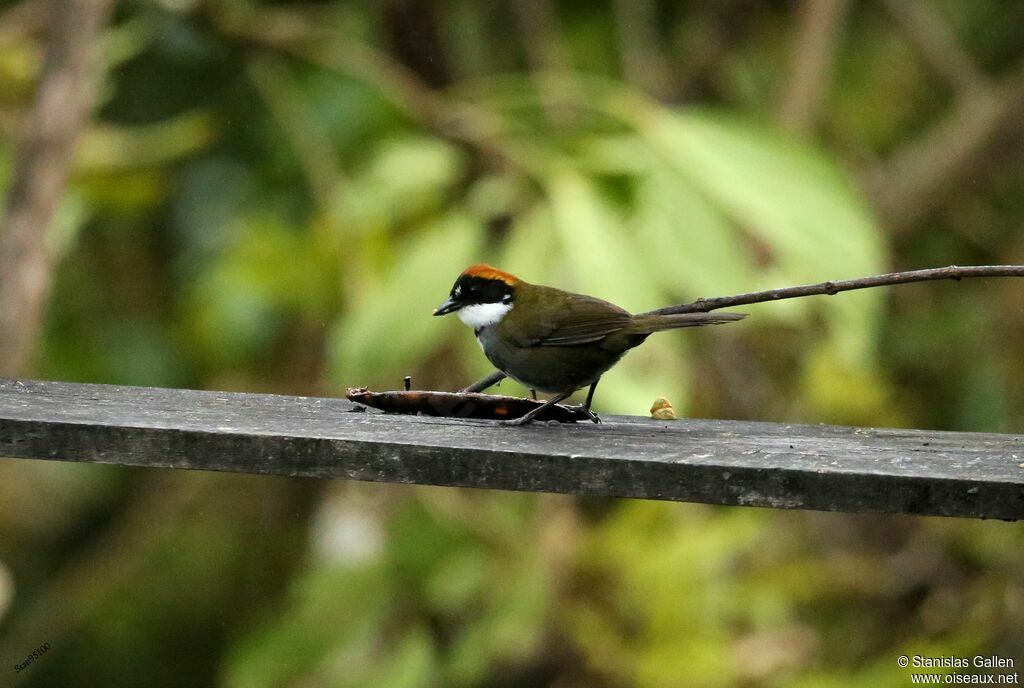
[650,397,677,420]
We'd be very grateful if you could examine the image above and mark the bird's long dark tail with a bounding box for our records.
[627,311,745,334]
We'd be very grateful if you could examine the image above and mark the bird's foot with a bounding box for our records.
[499,411,596,426]
[567,404,601,424]
[498,392,573,426]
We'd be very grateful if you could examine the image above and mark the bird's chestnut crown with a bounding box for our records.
[433,264,517,316]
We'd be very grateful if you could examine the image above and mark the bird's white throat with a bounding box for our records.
[457,302,512,329]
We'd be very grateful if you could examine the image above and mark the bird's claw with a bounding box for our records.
[567,404,601,424]
[499,400,600,427]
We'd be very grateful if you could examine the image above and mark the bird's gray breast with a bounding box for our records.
[472,323,603,393]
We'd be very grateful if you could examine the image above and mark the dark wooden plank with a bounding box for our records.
[0,378,1022,520]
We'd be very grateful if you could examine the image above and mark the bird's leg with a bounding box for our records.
[499,391,573,426]
[583,379,599,410]
[579,379,602,424]
[460,370,507,393]
[531,389,537,400]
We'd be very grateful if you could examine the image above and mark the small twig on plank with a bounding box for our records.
[640,265,1024,316]
[346,387,592,423]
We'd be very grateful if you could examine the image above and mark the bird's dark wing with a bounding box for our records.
[536,311,632,346]
[506,291,632,347]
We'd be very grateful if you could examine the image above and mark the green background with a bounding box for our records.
[1,0,1022,686]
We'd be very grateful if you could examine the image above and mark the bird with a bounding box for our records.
[433,264,746,426]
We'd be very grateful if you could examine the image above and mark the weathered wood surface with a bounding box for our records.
[0,378,1022,520]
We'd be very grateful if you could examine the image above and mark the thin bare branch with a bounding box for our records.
[642,265,1024,315]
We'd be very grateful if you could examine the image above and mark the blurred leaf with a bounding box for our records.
[77,111,216,170]
[633,161,756,300]
[498,201,562,285]
[574,502,776,688]
[224,564,396,688]
[47,189,91,258]
[424,549,489,614]
[800,343,907,427]
[183,218,339,368]
[360,627,437,688]
[329,211,482,387]
[464,172,532,224]
[170,157,255,265]
[446,556,550,684]
[101,17,156,74]
[626,107,886,365]
[333,136,466,235]
[0,34,39,97]
[544,169,692,413]
[576,134,653,176]
[298,65,408,155]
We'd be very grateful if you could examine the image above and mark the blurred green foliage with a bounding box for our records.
[1,0,1023,686]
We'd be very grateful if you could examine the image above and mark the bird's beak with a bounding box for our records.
[433,297,462,316]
